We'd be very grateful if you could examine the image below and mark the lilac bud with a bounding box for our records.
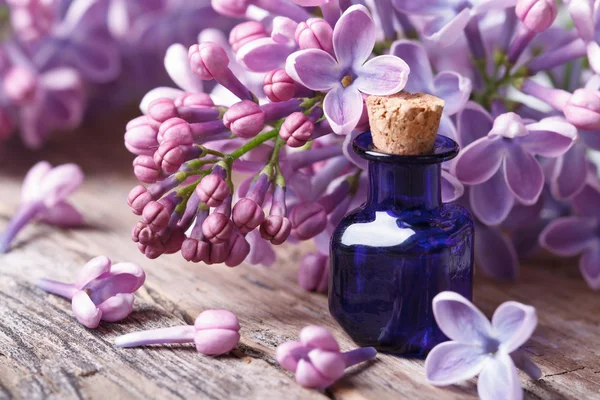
[193,310,241,355]
[148,98,178,122]
[174,93,215,108]
[295,18,334,53]
[133,156,161,183]
[264,69,296,103]
[189,42,230,80]
[125,121,159,156]
[280,112,315,148]
[225,232,251,267]
[298,253,329,293]
[3,67,37,105]
[196,173,231,207]
[516,0,557,32]
[232,198,265,233]
[290,202,327,240]
[128,186,153,215]
[272,16,298,43]
[260,215,292,245]
[202,212,235,243]
[158,118,193,144]
[564,88,600,130]
[182,238,211,262]
[211,0,250,18]
[223,100,265,138]
[154,141,202,173]
[229,21,268,53]
[142,201,173,232]
[126,115,160,131]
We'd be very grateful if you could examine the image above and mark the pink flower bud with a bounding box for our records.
[211,0,250,18]
[516,0,557,32]
[174,92,215,108]
[223,100,265,138]
[298,253,329,293]
[125,122,159,156]
[158,118,193,145]
[295,18,334,52]
[128,186,153,215]
[272,16,298,43]
[154,140,189,173]
[290,202,327,240]
[202,212,235,243]
[148,98,178,122]
[189,42,230,80]
[232,198,265,233]
[280,112,315,147]
[196,174,231,207]
[133,156,161,183]
[193,310,241,355]
[3,67,38,105]
[564,88,600,130]
[225,231,250,267]
[163,229,186,254]
[229,21,268,53]
[142,201,172,232]
[264,69,296,102]
[182,238,210,262]
[126,115,160,131]
[260,215,292,245]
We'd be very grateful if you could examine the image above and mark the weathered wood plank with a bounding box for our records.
[0,117,599,399]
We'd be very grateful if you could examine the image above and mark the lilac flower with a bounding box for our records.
[567,0,600,73]
[0,161,84,253]
[540,171,600,289]
[37,256,146,329]
[285,5,410,135]
[453,108,577,225]
[426,291,541,400]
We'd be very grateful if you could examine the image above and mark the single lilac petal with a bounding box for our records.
[354,55,409,95]
[587,42,600,74]
[441,170,464,203]
[276,341,307,372]
[343,130,368,169]
[21,161,51,203]
[477,353,523,400]
[97,293,134,322]
[456,102,494,147]
[40,68,81,92]
[433,71,472,116]
[470,170,515,226]
[392,0,459,15]
[300,325,340,351]
[237,37,295,73]
[454,137,506,185]
[164,44,204,93]
[580,240,600,290]
[492,301,537,353]
[438,115,458,142]
[139,87,184,114]
[285,49,340,91]
[568,0,596,42]
[323,86,363,135]
[108,262,146,292]
[390,40,434,93]
[246,230,276,266]
[333,5,376,68]
[580,130,600,151]
[39,164,84,208]
[475,224,519,280]
[520,118,577,157]
[432,291,493,344]
[75,255,112,289]
[425,341,486,386]
[572,177,600,219]
[72,290,102,329]
[549,144,587,200]
[423,8,472,48]
[39,202,84,227]
[504,146,544,205]
[539,217,597,256]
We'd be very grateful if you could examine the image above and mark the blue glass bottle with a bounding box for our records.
[329,132,474,356]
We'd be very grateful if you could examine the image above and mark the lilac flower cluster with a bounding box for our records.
[123,0,600,290]
[0,0,231,148]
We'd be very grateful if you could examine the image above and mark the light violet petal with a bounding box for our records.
[72,290,102,329]
[433,71,472,116]
[549,144,587,200]
[39,202,84,227]
[423,9,472,48]
[580,129,600,151]
[475,224,519,280]
[76,255,112,289]
[343,130,368,169]
[21,161,51,203]
[97,293,134,322]
[520,117,577,157]
[139,87,184,114]
[425,341,486,386]
[539,217,597,257]
[477,354,523,400]
[587,42,600,74]
[568,0,596,42]
[438,115,458,142]
[390,40,434,93]
[572,178,600,219]
[333,5,376,67]
[40,163,84,208]
[323,86,363,135]
[354,55,410,95]
[285,49,340,91]
[108,262,146,292]
[237,37,295,73]
[503,146,544,205]
[300,325,339,351]
[456,102,494,147]
[581,240,600,290]
[469,170,515,226]
[392,0,460,15]
[454,137,506,184]
[432,291,493,344]
[492,301,537,354]
[441,170,464,203]
[164,44,204,93]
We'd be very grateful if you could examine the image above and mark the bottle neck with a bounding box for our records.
[367,161,441,210]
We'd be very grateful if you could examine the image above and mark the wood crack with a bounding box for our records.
[144,287,195,325]
[544,367,585,378]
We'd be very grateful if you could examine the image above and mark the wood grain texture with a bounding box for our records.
[0,114,599,400]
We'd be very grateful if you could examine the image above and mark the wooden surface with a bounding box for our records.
[0,114,599,400]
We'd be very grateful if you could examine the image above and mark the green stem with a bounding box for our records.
[227,128,279,161]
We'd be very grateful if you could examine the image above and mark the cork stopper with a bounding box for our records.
[366,92,445,155]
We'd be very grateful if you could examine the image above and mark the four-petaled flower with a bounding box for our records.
[285,5,410,135]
